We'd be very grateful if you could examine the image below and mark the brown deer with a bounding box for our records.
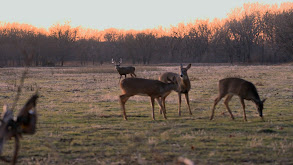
[0,94,38,165]
[112,58,136,83]
[210,78,266,121]
[119,77,181,120]
[159,64,192,116]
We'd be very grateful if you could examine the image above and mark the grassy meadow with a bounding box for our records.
[0,64,292,164]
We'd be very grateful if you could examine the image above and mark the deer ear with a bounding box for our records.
[262,98,267,103]
[1,105,13,124]
[186,64,191,70]
[2,104,7,114]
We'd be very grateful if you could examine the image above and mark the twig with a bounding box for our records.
[10,67,29,112]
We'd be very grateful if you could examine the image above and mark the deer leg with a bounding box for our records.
[160,92,171,115]
[178,92,182,116]
[162,96,167,114]
[150,97,155,120]
[156,97,164,115]
[130,73,136,77]
[118,75,122,83]
[184,92,192,115]
[224,94,235,120]
[119,94,130,120]
[210,95,223,120]
[157,97,167,119]
[240,98,247,121]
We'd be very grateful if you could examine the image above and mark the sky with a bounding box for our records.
[0,0,290,30]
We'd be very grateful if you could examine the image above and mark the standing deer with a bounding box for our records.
[0,94,38,165]
[159,64,192,116]
[210,78,266,121]
[112,58,136,83]
[119,77,181,120]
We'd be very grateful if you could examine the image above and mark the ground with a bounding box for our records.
[0,64,292,164]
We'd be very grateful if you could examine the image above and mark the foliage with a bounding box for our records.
[0,3,293,66]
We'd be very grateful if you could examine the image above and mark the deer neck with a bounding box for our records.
[252,96,261,105]
[115,65,120,70]
[181,76,190,91]
[163,83,179,93]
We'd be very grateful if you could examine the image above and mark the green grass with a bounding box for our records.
[0,65,292,164]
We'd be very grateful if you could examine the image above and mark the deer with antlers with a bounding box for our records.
[0,94,39,165]
[119,77,181,120]
[159,64,192,116]
[112,58,136,83]
[210,78,266,121]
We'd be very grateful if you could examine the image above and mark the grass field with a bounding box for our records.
[0,64,292,164]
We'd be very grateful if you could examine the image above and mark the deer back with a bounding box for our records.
[219,78,261,101]
[120,78,179,97]
[116,66,135,75]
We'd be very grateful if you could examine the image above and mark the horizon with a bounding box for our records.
[0,0,290,30]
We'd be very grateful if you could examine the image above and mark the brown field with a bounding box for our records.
[0,64,292,164]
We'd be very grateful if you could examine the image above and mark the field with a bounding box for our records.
[0,64,292,164]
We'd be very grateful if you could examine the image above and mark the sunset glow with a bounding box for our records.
[0,0,290,30]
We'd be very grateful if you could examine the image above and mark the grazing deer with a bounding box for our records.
[159,64,192,116]
[210,78,266,121]
[0,94,38,165]
[119,77,181,120]
[112,58,136,83]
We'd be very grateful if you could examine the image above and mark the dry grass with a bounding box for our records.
[0,64,292,164]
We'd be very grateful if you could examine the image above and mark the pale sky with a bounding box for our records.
[0,0,290,30]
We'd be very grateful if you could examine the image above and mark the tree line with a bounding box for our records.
[0,2,292,66]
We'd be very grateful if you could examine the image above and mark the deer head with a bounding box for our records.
[256,99,267,118]
[112,58,122,69]
[0,94,38,164]
[180,64,191,78]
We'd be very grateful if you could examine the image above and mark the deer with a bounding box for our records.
[210,77,266,121]
[119,77,181,120]
[0,94,39,165]
[112,58,136,83]
[159,64,192,116]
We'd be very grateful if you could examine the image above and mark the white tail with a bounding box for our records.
[112,58,136,83]
[159,64,192,116]
[210,78,266,121]
[119,77,180,120]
